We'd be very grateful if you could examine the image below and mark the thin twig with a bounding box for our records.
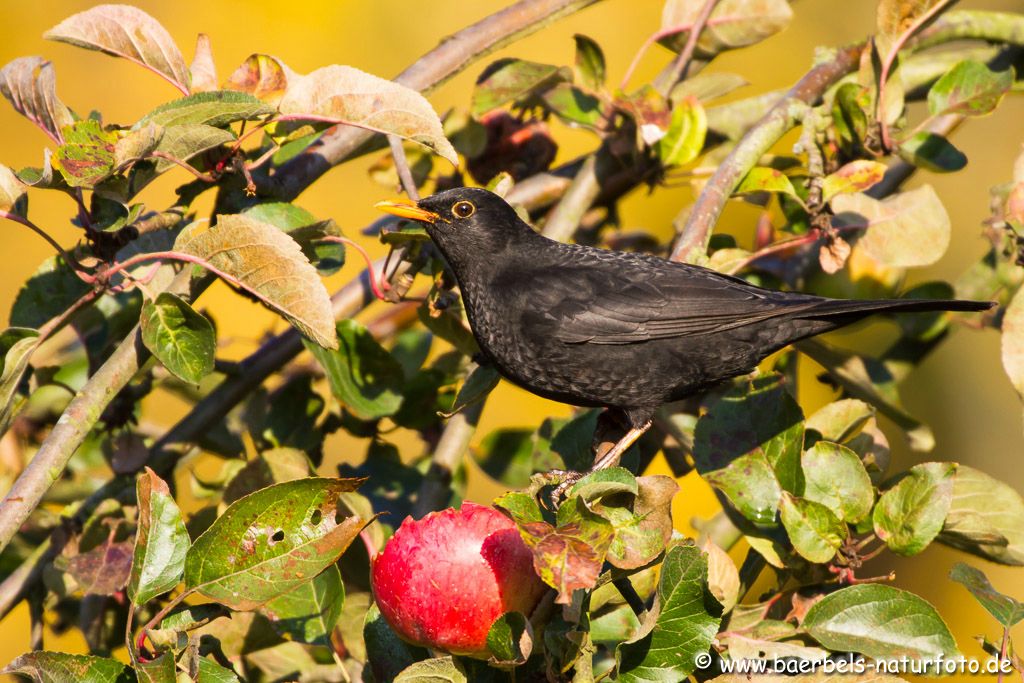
[388,136,421,201]
[0,210,83,278]
[541,154,601,241]
[149,152,217,182]
[661,0,721,94]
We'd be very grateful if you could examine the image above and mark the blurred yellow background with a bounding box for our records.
[1,0,1022,679]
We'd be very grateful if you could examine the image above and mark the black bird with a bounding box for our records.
[377,188,992,485]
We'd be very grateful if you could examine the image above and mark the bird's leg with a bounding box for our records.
[549,420,653,506]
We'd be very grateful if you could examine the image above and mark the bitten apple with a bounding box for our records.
[371,502,548,658]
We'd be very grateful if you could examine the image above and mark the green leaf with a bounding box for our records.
[2,652,131,683]
[898,132,967,173]
[928,60,1014,117]
[242,202,344,275]
[279,65,458,165]
[831,185,950,267]
[304,319,405,420]
[779,492,845,563]
[137,91,273,128]
[0,56,75,142]
[45,5,190,93]
[0,328,39,436]
[804,584,958,659]
[128,467,190,606]
[134,653,176,683]
[873,461,955,556]
[364,603,429,682]
[494,491,544,525]
[184,477,365,609]
[443,364,499,417]
[573,34,605,90]
[735,166,798,198]
[53,119,117,188]
[832,82,870,152]
[195,659,239,683]
[670,72,748,105]
[569,467,638,502]
[151,123,235,173]
[394,657,468,683]
[657,100,707,167]
[541,83,603,128]
[517,498,614,604]
[114,122,164,167]
[805,399,874,445]
[175,214,338,349]
[486,611,533,666]
[140,293,215,385]
[261,564,344,645]
[939,465,1024,565]
[615,545,721,682]
[821,160,887,203]
[603,475,678,570]
[660,0,793,55]
[694,374,804,522]
[949,562,1024,627]
[470,59,570,117]
[801,441,873,522]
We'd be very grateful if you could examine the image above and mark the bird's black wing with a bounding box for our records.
[514,255,822,345]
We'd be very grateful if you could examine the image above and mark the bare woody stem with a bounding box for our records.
[388,135,421,201]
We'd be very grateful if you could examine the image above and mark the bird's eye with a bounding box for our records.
[452,201,475,219]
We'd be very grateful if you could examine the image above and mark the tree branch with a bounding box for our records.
[271,0,605,200]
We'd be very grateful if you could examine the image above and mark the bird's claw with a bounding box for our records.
[528,469,584,509]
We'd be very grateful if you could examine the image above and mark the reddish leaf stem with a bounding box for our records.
[662,0,721,93]
[319,236,391,301]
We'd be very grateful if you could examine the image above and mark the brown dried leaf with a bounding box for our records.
[44,5,190,94]
[279,65,458,165]
[819,235,851,274]
[66,528,134,596]
[175,215,339,349]
[225,54,295,105]
[189,33,218,93]
[877,0,946,38]
[0,56,75,143]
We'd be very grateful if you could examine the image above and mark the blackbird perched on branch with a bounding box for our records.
[377,188,993,495]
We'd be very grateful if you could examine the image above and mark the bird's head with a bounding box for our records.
[375,188,535,269]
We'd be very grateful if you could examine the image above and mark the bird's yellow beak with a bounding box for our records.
[374,199,439,223]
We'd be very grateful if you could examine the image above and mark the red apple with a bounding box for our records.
[371,502,548,658]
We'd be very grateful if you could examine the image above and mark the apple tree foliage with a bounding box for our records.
[0,1,1023,681]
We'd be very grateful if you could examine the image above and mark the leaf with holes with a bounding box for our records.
[874,462,955,556]
[832,185,950,267]
[137,91,273,128]
[184,477,365,610]
[517,500,613,604]
[928,60,1014,118]
[175,214,338,349]
[261,564,344,645]
[0,56,75,143]
[801,441,873,523]
[128,467,189,606]
[140,293,215,385]
[821,160,887,203]
[939,465,1024,565]
[44,5,190,93]
[2,652,132,683]
[304,319,405,420]
[779,493,845,563]
[279,65,457,165]
[660,0,793,56]
[225,54,295,105]
[615,545,721,682]
[804,584,958,660]
[53,119,117,189]
[950,562,1024,627]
